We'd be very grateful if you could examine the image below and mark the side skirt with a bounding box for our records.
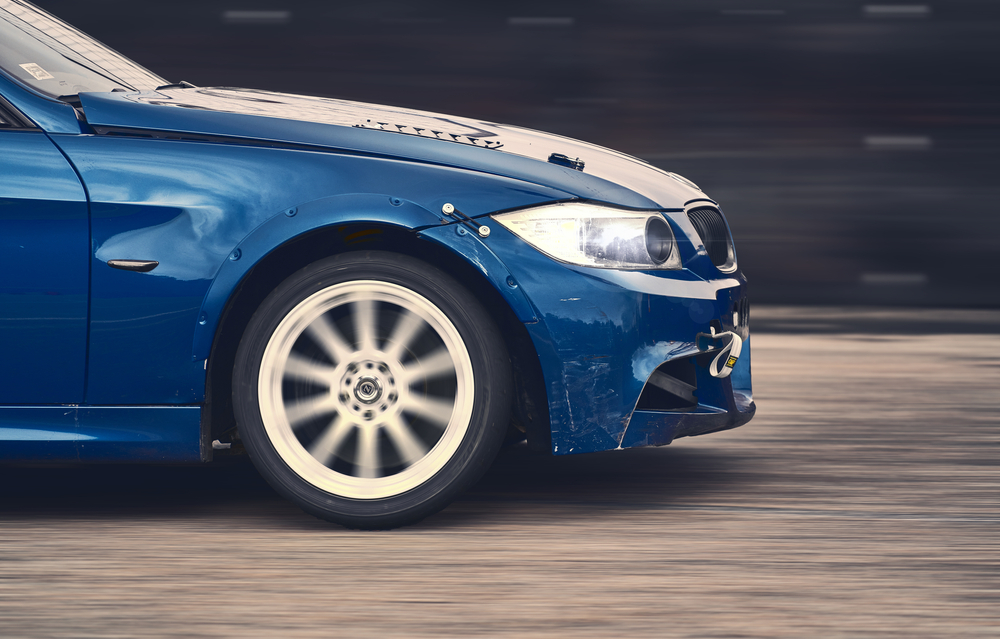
[0,406,203,462]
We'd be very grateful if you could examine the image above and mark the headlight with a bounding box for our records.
[492,202,682,270]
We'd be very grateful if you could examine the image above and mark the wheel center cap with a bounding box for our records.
[354,376,383,404]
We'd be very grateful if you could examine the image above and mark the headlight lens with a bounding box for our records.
[492,202,681,270]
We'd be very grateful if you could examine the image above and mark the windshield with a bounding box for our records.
[0,0,164,98]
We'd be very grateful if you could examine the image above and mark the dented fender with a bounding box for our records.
[416,223,538,323]
[192,193,440,360]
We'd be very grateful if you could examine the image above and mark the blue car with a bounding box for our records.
[0,1,753,528]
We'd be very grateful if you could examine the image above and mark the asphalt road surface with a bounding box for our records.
[1,307,997,638]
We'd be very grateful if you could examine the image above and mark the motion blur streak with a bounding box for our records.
[0,307,997,637]
[220,11,292,25]
[863,5,932,18]
[29,0,1000,307]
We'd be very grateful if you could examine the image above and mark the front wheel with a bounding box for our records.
[233,251,511,529]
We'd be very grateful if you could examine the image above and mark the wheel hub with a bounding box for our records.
[354,376,383,404]
[339,360,398,420]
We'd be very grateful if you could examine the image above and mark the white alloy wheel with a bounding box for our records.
[257,280,475,499]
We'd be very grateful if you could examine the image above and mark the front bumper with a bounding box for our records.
[487,223,755,455]
[620,339,755,449]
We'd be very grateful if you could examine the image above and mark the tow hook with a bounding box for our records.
[696,326,743,379]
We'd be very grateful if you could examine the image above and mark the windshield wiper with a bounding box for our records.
[155,81,196,91]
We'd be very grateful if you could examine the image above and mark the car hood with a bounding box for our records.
[77,87,704,210]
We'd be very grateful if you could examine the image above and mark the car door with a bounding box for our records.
[0,99,89,404]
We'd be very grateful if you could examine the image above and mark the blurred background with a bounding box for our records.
[30,0,1000,307]
[5,5,999,635]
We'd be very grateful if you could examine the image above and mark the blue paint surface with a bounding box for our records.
[0,131,89,404]
[0,406,202,462]
[0,72,84,134]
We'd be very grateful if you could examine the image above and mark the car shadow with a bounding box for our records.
[442,442,749,521]
[0,442,749,528]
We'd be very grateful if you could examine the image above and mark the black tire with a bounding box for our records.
[233,251,511,529]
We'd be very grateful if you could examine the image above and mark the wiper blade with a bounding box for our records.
[155,81,196,91]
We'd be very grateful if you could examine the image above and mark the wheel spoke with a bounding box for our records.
[353,298,381,353]
[283,353,336,386]
[402,347,456,385]
[384,309,425,361]
[305,314,352,365]
[382,414,428,465]
[404,393,455,426]
[284,393,338,426]
[355,424,381,479]
[307,414,353,466]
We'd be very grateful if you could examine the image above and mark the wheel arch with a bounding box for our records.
[203,221,551,456]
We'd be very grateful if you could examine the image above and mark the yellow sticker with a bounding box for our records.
[726,356,738,367]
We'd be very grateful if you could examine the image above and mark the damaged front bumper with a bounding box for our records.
[620,332,754,449]
[488,224,756,455]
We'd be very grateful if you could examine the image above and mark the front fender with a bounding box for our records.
[192,193,441,359]
[415,223,538,323]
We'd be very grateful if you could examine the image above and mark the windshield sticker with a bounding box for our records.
[19,63,54,80]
